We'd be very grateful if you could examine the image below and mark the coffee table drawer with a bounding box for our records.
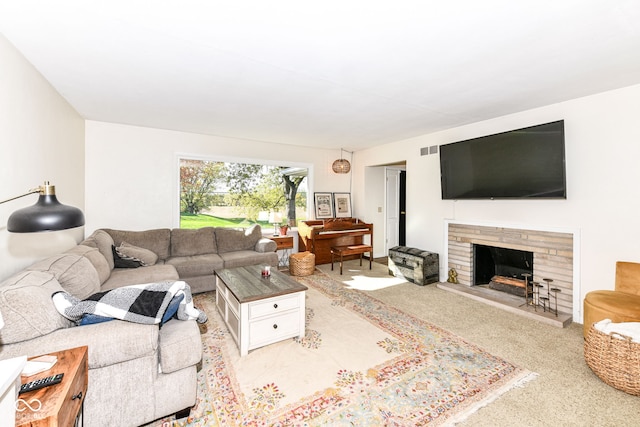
[249,294,300,319]
[249,310,301,347]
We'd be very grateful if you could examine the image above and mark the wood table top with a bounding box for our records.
[16,346,88,427]
[215,265,308,303]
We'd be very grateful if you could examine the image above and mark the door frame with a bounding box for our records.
[384,166,406,255]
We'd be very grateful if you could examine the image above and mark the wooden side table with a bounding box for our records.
[269,235,294,268]
[16,346,88,427]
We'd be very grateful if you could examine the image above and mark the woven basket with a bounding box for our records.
[584,324,640,396]
[289,252,315,276]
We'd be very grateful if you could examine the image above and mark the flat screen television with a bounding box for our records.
[439,120,566,199]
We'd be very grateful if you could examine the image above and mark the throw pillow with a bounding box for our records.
[161,293,185,325]
[103,228,171,260]
[79,313,114,326]
[117,242,158,266]
[112,245,143,268]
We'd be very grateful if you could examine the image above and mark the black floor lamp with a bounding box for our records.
[0,181,85,232]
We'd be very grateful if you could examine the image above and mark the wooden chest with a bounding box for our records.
[388,246,439,285]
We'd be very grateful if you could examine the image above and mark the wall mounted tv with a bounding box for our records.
[439,120,566,200]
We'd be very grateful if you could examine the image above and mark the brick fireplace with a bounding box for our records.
[444,221,577,323]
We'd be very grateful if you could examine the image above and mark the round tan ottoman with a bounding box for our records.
[289,251,315,276]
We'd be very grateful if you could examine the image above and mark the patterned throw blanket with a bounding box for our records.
[52,281,208,326]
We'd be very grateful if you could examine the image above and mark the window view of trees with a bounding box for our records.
[180,159,307,230]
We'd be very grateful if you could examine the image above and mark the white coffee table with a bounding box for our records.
[215,265,307,356]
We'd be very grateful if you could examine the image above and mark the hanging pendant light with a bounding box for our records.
[332,149,351,174]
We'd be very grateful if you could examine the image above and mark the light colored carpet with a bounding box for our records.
[174,268,534,425]
[202,286,399,411]
[147,260,639,426]
[318,260,640,426]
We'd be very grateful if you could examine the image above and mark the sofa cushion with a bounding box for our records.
[158,318,202,374]
[118,242,159,266]
[27,254,101,299]
[171,227,217,257]
[166,254,224,277]
[0,271,73,344]
[0,319,160,369]
[112,245,144,268]
[66,245,111,284]
[82,229,116,270]
[100,264,180,291]
[219,250,279,269]
[215,224,262,253]
[104,228,171,260]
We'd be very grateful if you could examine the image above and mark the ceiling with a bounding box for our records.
[1,1,640,151]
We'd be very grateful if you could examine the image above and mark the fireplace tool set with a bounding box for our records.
[521,274,561,316]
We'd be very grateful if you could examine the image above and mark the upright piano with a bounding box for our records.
[297,218,373,265]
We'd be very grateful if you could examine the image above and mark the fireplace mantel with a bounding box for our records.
[443,220,581,322]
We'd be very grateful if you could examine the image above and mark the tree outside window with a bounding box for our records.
[179,159,307,229]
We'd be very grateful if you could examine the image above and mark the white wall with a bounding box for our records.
[0,34,85,280]
[84,121,350,235]
[355,83,640,321]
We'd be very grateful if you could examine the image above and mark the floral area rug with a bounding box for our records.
[163,271,535,426]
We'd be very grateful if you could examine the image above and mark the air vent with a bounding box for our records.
[421,145,439,156]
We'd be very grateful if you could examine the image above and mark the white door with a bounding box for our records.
[385,168,400,253]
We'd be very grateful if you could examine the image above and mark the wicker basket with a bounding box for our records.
[289,251,315,276]
[584,324,640,396]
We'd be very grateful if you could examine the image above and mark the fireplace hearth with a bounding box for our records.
[442,221,576,327]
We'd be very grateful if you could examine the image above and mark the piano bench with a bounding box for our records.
[330,245,373,275]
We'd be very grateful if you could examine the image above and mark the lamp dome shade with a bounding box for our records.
[7,194,85,232]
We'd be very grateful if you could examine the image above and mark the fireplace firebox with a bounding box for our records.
[473,244,533,297]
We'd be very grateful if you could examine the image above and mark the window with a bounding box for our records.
[179,157,308,230]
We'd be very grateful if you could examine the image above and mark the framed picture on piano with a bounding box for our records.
[314,192,334,219]
[333,192,352,218]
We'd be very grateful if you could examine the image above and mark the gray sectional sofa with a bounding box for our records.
[0,224,278,427]
[90,225,278,293]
